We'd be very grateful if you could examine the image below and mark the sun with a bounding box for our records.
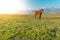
[0,0,27,14]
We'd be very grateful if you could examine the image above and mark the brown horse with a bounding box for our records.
[35,9,44,19]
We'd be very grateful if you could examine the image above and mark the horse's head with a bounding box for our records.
[41,9,44,12]
[39,9,44,13]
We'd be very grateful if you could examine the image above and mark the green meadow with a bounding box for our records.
[0,14,60,40]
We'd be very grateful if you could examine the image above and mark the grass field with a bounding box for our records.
[0,14,60,40]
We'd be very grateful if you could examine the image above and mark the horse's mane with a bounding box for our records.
[35,9,44,13]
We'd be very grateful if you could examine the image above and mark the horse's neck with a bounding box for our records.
[39,10,42,13]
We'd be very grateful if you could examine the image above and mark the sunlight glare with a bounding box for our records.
[0,0,27,14]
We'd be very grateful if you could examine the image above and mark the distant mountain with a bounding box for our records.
[44,8,60,14]
[18,8,60,14]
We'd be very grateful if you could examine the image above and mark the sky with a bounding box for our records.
[0,0,60,13]
[26,0,60,9]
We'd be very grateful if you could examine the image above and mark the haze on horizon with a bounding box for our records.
[0,0,60,14]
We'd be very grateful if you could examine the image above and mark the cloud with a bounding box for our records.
[28,8,35,10]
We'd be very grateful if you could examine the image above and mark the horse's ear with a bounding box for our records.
[41,9,44,12]
[41,9,44,11]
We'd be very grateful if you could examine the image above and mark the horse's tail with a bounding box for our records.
[34,11,38,18]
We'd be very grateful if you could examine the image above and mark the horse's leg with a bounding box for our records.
[39,15,40,19]
[35,15,36,18]
[39,14,41,19]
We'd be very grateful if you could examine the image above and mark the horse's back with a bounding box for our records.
[35,11,39,15]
